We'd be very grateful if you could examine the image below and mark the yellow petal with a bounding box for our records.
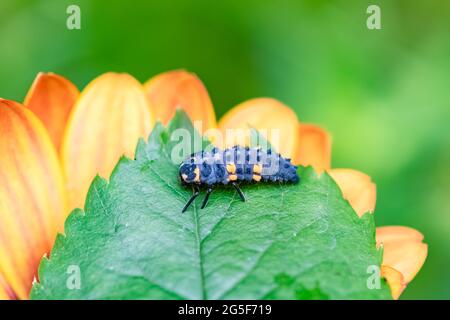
[144,70,216,131]
[376,226,424,243]
[218,98,300,159]
[24,72,79,150]
[377,226,428,288]
[0,99,67,299]
[295,124,331,171]
[328,168,376,217]
[61,73,155,210]
[381,265,406,300]
[0,273,15,300]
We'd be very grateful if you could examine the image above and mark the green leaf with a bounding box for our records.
[31,110,391,300]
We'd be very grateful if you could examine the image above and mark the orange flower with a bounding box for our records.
[62,73,155,209]
[295,124,331,172]
[218,98,300,159]
[144,70,216,133]
[1,72,155,299]
[0,70,426,300]
[376,226,428,299]
[0,99,67,299]
[24,72,79,150]
[328,169,376,217]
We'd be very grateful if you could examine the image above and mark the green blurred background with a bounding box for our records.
[0,0,449,299]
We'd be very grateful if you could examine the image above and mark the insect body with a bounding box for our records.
[179,145,299,212]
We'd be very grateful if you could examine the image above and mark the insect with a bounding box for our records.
[179,145,299,212]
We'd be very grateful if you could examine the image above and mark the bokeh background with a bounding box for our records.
[0,0,449,299]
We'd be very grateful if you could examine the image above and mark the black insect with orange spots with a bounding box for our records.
[179,145,299,212]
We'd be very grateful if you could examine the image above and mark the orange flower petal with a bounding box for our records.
[61,73,155,210]
[24,72,79,150]
[144,70,216,132]
[376,226,424,243]
[218,98,300,159]
[0,99,67,299]
[295,123,331,171]
[377,226,428,289]
[381,265,406,300]
[0,273,15,300]
[328,168,376,217]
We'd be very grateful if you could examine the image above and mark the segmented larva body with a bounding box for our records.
[179,145,299,186]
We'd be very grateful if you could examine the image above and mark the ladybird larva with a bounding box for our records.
[179,145,299,212]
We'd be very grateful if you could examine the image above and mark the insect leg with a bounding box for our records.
[182,185,200,213]
[232,182,246,202]
[200,187,213,209]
